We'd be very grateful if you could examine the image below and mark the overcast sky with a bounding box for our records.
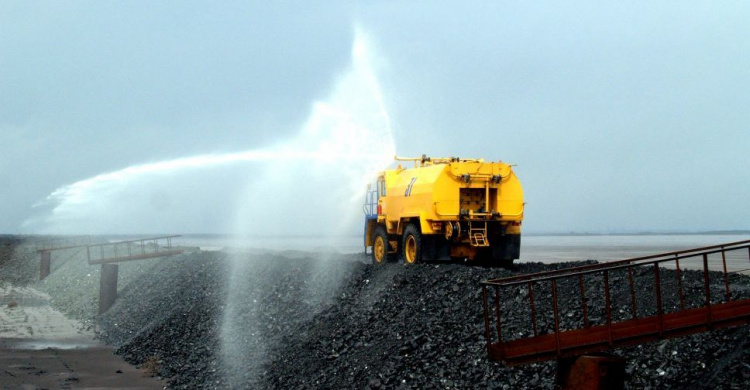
[1,1,748,235]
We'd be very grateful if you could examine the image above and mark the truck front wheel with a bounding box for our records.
[402,223,422,264]
[372,226,389,265]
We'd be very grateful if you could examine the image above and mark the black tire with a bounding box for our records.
[372,226,389,265]
[402,223,422,264]
[491,234,520,268]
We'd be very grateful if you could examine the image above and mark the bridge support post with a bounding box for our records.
[99,263,119,314]
[40,251,51,280]
[556,354,625,390]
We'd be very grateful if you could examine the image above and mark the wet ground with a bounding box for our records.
[0,283,165,389]
[0,342,165,390]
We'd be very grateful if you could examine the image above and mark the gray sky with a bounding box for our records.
[1,1,748,235]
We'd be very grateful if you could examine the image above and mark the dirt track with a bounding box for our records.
[0,341,165,389]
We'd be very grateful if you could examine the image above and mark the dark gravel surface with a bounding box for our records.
[0,239,44,285]
[2,238,748,389]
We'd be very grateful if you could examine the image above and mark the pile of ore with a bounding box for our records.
[96,253,748,389]
[2,239,748,389]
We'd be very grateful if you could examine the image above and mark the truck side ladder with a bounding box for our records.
[469,221,489,247]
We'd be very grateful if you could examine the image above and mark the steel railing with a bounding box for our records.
[363,189,378,219]
[87,235,183,265]
[481,239,750,365]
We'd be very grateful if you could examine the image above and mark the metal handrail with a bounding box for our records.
[363,190,378,218]
[86,235,182,265]
[485,239,750,286]
[481,240,750,365]
[86,235,181,248]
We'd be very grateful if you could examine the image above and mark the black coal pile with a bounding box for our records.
[98,251,366,388]
[4,237,746,389]
[97,253,749,390]
[100,251,230,387]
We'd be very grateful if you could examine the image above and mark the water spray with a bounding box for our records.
[23,27,394,235]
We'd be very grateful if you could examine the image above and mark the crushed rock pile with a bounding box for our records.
[98,254,750,389]
[0,239,44,285]
[35,248,165,328]
[2,239,748,389]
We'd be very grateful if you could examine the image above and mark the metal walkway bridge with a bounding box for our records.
[481,239,750,366]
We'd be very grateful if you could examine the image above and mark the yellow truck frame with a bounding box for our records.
[364,155,524,265]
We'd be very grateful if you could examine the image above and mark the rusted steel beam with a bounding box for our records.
[482,241,750,366]
[488,298,750,366]
[556,355,625,390]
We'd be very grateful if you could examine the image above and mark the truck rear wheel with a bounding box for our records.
[402,223,422,264]
[372,226,389,265]
[491,234,521,268]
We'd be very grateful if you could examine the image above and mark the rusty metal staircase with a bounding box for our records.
[481,239,750,366]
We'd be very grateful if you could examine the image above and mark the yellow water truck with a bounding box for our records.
[364,155,524,265]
